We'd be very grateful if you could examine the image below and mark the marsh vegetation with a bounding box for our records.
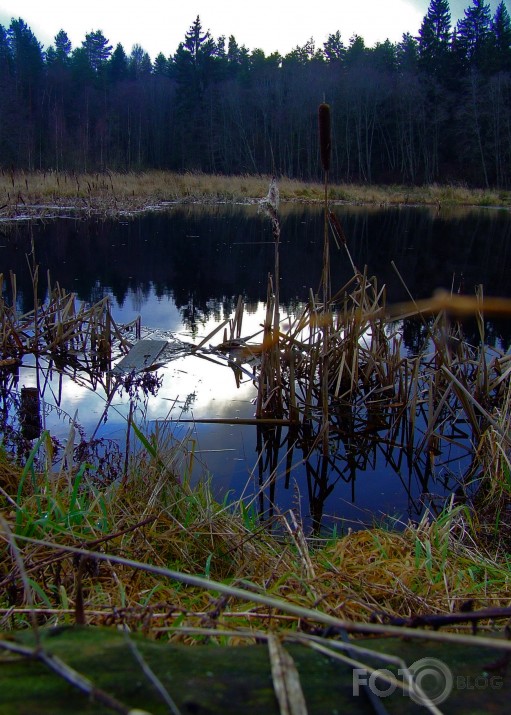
[1,165,511,712]
[2,169,511,224]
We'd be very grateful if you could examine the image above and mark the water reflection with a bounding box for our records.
[252,348,475,532]
[1,204,511,529]
[2,204,511,344]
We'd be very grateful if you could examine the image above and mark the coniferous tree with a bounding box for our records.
[284,38,323,66]
[226,36,250,78]
[371,40,397,73]
[54,30,72,65]
[108,43,129,82]
[456,0,492,71]
[129,44,152,79]
[172,16,221,167]
[153,52,169,76]
[397,33,419,73]
[345,35,367,67]
[215,35,227,64]
[8,19,44,96]
[70,46,94,84]
[174,15,217,92]
[0,25,15,164]
[490,1,511,72]
[323,31,345,63]
[0,24,13,82]
[46,30,74,169]
[417,0,452,78]
[7,19,44,167]
[82,30,112,74]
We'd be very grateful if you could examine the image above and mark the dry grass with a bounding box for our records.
[1,419,510,641]
[1,170,510,223]
[1,171,511,648]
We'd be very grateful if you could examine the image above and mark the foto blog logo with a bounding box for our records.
[352,656,501,706]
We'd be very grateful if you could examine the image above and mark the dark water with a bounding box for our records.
[4,203,511,337]
[1,203,511,529]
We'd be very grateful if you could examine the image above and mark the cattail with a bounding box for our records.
[318,103,331,173]
[328,211,346,247]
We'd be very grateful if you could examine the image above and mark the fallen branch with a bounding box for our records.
[372,605,511,630]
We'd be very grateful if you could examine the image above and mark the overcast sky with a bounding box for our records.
[0,1,507,60]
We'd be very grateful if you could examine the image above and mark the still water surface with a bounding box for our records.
[2,203,511,529]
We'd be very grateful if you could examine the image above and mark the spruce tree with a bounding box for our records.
[456,0,492,71]
[418,0,452,77]
[490,1,511,72]
[397,33,419,73]
[108,43,129,83]
[172,17,220,167]
[8,18,44,92]
[153,52,169,76]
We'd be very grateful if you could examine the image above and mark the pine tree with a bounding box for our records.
[82,30,112,73]
[129,44,152,79]
[323,31,345,63]
[284,38,322,66]
[54,30,72,65]
[345,35,367,68]
[371,40,397,73]
[226,36,250,78]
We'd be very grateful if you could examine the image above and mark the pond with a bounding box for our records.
[1,202,511,531]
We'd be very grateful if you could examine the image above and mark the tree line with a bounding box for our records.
[1,0,511,187]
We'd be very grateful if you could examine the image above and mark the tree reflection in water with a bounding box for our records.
[1,205,511,530]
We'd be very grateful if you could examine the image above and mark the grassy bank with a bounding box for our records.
[1,418,510,640]
[1,170,511,222]
[1,166,510,635]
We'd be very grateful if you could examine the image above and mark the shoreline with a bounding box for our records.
[1,169,510,633]
[1,170,510,224]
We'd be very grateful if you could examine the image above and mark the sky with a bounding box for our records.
[0,0,507,60]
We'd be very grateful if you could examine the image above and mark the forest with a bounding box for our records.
[1,0,511,187]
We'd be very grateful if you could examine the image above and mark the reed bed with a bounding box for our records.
[1,425,511,641]
[1,127,511,657]
[0,270,136,367]
[1,169,510,224]
[2,122,511,715]
[0,221,510,714]
[1,172,509,637]
[227,165,511,537]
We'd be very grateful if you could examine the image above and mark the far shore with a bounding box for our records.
[1,170,510,223]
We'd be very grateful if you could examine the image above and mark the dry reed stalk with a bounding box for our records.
[2,421,511,647]
[2,169,511,217]
[4,503,511,642]
[0,269,137,403]
[256,178,284,420]
[318,103,333,460]
[241,241,511,532]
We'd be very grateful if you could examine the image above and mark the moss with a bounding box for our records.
[1,626,508,714]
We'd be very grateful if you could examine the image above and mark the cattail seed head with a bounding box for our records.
[318,103,331,173]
